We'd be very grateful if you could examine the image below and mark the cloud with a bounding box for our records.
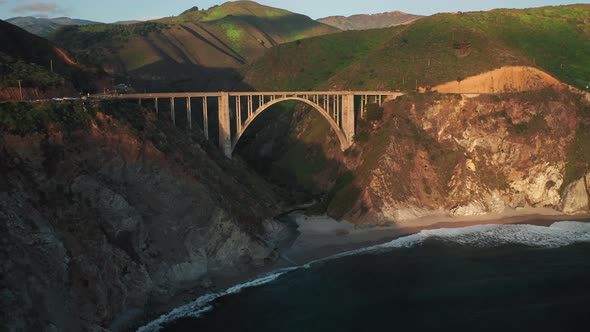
[0,0,7,5]
[12,2,59,14]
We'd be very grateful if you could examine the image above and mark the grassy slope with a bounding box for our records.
[245,4,590,91]
[238,5,590,211]
[51,1,339,91]
[0,20,101,92]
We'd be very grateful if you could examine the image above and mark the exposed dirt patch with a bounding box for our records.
[433,66,564,94]
[53,47,77,66]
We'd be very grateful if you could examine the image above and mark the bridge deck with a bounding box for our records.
[92,91,404,99]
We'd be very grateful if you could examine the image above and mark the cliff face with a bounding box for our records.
[0,104,291,331]
[332,89,590,223]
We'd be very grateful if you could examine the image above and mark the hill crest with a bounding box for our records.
[318,11,422,30]
[6,16,102,37]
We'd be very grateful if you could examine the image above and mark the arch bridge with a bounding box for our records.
[95,91,404,158]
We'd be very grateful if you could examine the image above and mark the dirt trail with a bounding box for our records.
[53,47,77,65]
[433,66,563,93]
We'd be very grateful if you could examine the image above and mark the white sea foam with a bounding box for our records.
[137,267,298,332]
[324,221,590,260]
[137,221,590,331]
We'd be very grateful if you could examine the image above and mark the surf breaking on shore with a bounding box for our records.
[138,221,590,332]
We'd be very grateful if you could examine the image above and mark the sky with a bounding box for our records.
[0,0,585,23]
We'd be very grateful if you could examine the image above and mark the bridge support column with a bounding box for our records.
[218,93,232,158]
[187,97,192,130]
[203,97,209,140]
[171,98,175,127]
[341,94,355,150]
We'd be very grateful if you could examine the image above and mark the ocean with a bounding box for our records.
[139,221,590,332]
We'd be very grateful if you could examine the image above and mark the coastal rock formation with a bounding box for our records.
[0,109,281,331]
[326,88,589,224]
[561,173,590,214]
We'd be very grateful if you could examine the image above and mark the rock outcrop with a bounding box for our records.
[561,173,590,214]
[0,109,284,331]
[328,88,590,224]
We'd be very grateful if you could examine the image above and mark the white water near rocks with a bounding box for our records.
[138,221,590,332]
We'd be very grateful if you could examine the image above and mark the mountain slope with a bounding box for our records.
[51,1,340,91]
[318,11,422,30]
[6,16,102,37]
[236,4,590,223]
[245,4,590,91]
[0,20,105,100]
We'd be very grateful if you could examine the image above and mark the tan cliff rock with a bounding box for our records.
[432,66,565,94]
[336,88,589,224]
[561,172,590,214]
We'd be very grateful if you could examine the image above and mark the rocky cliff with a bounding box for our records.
[0,101,294,331]
[333,89,590,223]
[235,87,590,224]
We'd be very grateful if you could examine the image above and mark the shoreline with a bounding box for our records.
[281,207,590,265]
[138,209,590,330]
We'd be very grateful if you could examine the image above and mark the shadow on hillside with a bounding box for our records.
[129,60,245,92]
[206,13,340,40]
[183,23,246,64]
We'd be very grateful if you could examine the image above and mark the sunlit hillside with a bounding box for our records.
[51,1,339,91]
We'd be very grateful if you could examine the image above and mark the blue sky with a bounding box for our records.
[0,0,584,23]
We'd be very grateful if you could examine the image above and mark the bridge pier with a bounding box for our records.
[97,91,404,158]
[187,97,192,130]
[171,98,175,127]
[218,93,232,158]
[203,97,209,140]
[341,94,355,149]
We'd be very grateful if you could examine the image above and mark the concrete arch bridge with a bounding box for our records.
[95,91,404,158]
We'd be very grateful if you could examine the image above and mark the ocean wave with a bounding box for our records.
[137,221,590,331]
[137,267,299,332]
[324,221,590,261]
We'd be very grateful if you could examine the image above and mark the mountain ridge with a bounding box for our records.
[318,11,422,30]
[50,1,340,91]
[6,16,103,37]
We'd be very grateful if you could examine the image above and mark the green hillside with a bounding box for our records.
[51,1,340,91]
[244,4,590,91]
[236,4,590,210]
[0,20,103,96]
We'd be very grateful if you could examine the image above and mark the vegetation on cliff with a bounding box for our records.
[0,99,288,330]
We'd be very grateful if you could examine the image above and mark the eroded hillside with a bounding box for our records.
[0,101,295,330]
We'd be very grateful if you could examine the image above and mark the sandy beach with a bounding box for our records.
[140,207,589,329]
[282,208,590,264]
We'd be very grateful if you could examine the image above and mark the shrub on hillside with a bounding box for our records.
[0,101,89,135]
[365,103,384,122]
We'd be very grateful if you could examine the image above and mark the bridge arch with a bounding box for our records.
[231,97,349,153]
